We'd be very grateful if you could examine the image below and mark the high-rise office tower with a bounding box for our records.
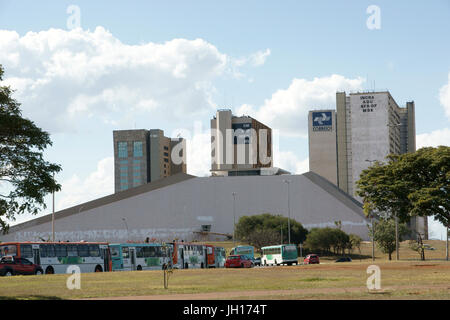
[210,109,274,176]
[113,129,186,193]
[308,91,426,237]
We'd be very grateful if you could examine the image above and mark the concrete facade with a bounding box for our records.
[0,172,371,243]
[308,91,427,238]
[211,110,272,176]
[113,129,186,193]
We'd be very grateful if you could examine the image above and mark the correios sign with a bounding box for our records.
[312,111,332,131]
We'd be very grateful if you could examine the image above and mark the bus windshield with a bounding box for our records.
[0,245,17,257]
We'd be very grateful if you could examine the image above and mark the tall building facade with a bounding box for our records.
[210,109,273,176]
[308,91,427,238]
[113,129,186,193]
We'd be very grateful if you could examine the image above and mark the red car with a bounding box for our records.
[0,256,44,276]
[225,255,253,268]
[303,254,320,264]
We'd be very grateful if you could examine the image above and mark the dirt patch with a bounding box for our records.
[87,284,450,300]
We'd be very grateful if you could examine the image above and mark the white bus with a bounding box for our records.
[171,242,207,269]
[0,242,112,274]
[261,244,298,266]
[110,243,171,271]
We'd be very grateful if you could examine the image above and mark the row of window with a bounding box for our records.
[262,247,281,255]
[20,244,102,258]
[118,141,143,158]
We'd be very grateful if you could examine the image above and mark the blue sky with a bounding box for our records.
[0,0,449,238]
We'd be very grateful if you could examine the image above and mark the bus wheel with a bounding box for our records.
[137,265,142,271]
[184,263,188,269]
[35,269,43,275]
[201,263,204,269]
[5,270,13,276]
[95,265,103,272]
[45,266,54,275]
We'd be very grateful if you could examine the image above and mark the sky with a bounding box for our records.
[0,0,449,239]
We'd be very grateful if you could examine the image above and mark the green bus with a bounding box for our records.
[261,244,298,266]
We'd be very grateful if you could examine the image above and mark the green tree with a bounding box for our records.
[349,234,362,255]
[303,227,351,256]
[357,147,449,231]
[369,218,408,260]
[235,213,308,250]
[0,64,61,233]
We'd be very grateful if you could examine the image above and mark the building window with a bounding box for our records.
[133,171,140,177]
[133,178,141,185]
[118,142,128,158]
[164,152,169,157]
[120,171,128,177]
[119,160,128,165]
[120,184,128,191]
[164,158,169,163]
[164,146,169,151]
[133,141,143,157]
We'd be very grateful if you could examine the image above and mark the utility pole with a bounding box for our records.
[52,173,55,242]
[445,226,449,261]
[283,180,291,244]
[232,192,236,246]
[395,215,399,260]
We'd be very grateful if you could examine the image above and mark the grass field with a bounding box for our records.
[0,240,448,300]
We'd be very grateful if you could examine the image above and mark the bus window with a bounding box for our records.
[20,244,33,258]
[89,244,100,257]
[78,245,89,257]
[0,245,17,257]
[110,246,120,258]
[55,244,67,257]
[136,247,144,258]
[122,247,129,259]
[155,246,162,257]
[40,244,48,257]
[67,245,78,257]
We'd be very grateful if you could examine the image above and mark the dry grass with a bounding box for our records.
[0,258,448,300]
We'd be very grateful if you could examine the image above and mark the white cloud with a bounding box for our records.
[0,27,268,133]
[236,74,365,137]
[416,128,450,148]
[274,151,309,174]
[439,72,450,119]
[56,157,114,210]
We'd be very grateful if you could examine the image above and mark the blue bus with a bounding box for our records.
[109,243,171,271]
[229,245,255,259]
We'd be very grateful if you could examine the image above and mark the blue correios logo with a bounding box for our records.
[312,112,332,126]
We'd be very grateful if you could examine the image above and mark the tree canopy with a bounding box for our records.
[369,218,408,260]
[0,64,61,233]
[235,213,308,251]
[356,146,449,228]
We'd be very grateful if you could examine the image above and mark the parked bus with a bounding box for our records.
[214,246,226,268]
[109,243,172,271]
[170,242,207,269]
[261,244,298,266]
[204,245,226,268]
[229,245,255,259]
[0,242,111,274]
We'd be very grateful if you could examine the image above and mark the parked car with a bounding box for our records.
[0,256,44,276]
[303,254,320,264]
[335,257,352,263]
[225,255,253,268]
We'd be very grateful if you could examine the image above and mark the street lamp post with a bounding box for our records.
[232,192,236,246]
[387,122,404,261]
[122,218,129,241]
[365,160,376,261]
[283,180,291,244]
